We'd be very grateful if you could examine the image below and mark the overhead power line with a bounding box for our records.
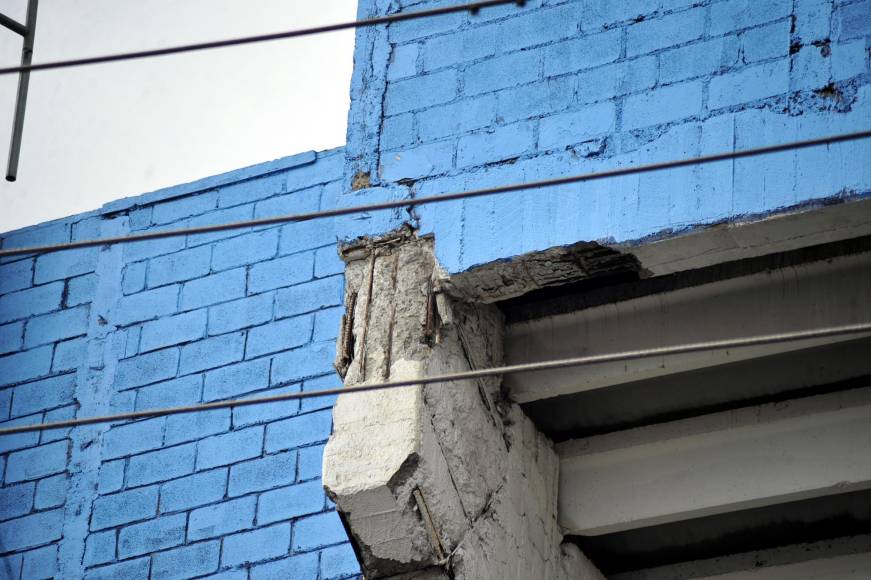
[1,129,869,258]
[1,322,869,436]
[0,0,525,76]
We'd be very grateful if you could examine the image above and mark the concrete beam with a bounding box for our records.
[505,251,871,403]
[557,388,871,536]
[323,235,605,579]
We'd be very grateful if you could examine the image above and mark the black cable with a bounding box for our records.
[0,0,525,76]
[1,322,869,435]
[1,129,869,258]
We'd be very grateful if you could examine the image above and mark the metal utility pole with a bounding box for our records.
[1,0,38,182]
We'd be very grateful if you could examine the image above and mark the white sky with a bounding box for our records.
[0,0,357,232]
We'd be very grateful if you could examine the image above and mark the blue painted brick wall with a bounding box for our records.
[351,0,871,273]
[1,0,870,578]
[0,148,359,579]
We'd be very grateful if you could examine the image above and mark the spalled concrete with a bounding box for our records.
[323,233,604,579]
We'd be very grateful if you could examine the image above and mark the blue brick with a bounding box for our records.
[5,441,68,483]
[67,273,97,306]
[709,60,789,109]
[211,230,279,272]
[832,40,868,81]
[539,102,616,151]
[388,10,463,43]
[660,36,740,84]
[249,253,315,294]
[258,480,325,526]
[196,426,263,470]
[577,56,658,103]
[152,541,220,580]
[457,121,535,168]
[0,347,51,390]
[417,95,496,142]
[179,332,244,374]
[114,285,179,326]
[98,459,125,494]
[83,530,116,567]
[0,321,23,355]
[128,443,196,487]
[188,496,256,541]
[275,277,343,319]
[0,282,63,325]
[298,445,324,482]
[115,348,179,390]
[835,0,871,41]
[218,173,285,208]
[543,28,620,77]
[505,5,580,52]
[272,341,335,385]
[0,509,63,551]
[187,204,257,246]
[21,545,56,579]
[180,268,247,310]
[208,294,273,335]
[0,554,22,580]
[40,405,75,444]
[388,43,419,81]
[203,358,270,401]
[0,483,34,521]
[464,51,540,95]
[83,558,150,580]
[228,451,297,497]
[381,113,415,149]
[165,409,230,446]
[152,192,218,225]
[139,310,206,353]
[794,0,832,43]
[790,44,831,91]
[422,25,496,71]
[623,81,703,130]
[312,306,343,342]
[3,221,68,249]
[159,468,227,514]
[24,305,89,348]
[52,337,86,372]
[254,187,321,220]
[0,259,33,295]
[385,70,458,115]
[35,474,67,509]
[627,8,704,57]
[292,511,346,552]
[265,410,332,454]
[121,262,148,296]
[135,375,202,410]
[221,523,290,567]
[247,316,313,359]
[301,374,340,413]
[147,246,212,288]
[118,513,186,558]
[314,247,344,278]
[199,571,248,580]
[123,236,186,263]
[278,219,337,256]
[0,389,10,422]
[232,384,301,428]
[742,19,791,63]
[33,247,98,284]
[381,140,454,181]
[320,543,360,580]
[102,418,165,460]
[710,0,792,36]
[496,78,573,126]
[251,553,318,580]
[11,373,76,418]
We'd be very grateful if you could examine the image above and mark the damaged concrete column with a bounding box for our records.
[323,231,604,579]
